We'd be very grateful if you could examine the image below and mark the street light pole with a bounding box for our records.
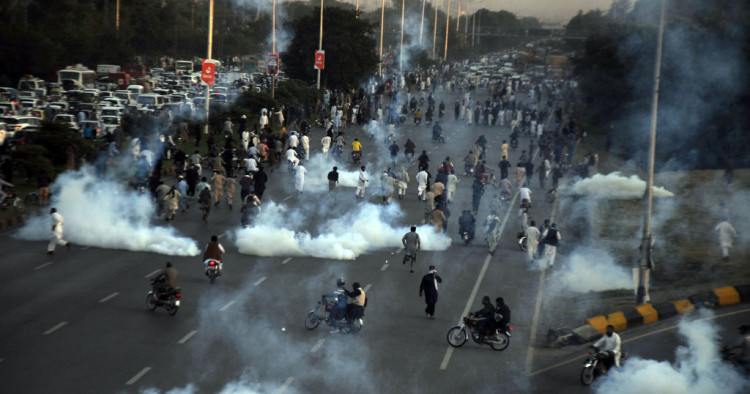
[432,0,439,59]
[636,0,666,305]
[271,0,276,99]
[116,0,120,36]
[204,0,214,137]
[444,0,451,60]
[317,0,324,90]
[419,0,426,45]
[379,0,385,77]
[400,0,405,72]
[456,1,461,32]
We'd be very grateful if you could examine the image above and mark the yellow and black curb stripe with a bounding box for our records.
[0,208,44,230]
[562,284,750,344]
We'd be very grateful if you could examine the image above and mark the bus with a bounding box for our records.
[175,60,194,75]
[58,65,97,90]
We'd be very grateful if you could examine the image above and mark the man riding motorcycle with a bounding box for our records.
[345,282,367,325]
[592,324,622,370]
[471,296,496,336]
[324,278,348,334]
[458,210,476,242]
[152,261,179,296]
[203,235,225,275]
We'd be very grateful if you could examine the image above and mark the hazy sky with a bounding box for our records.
[351,0,615,23]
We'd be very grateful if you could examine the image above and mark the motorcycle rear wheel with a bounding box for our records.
[447,326,468,347]
[208,271,216,284]
[490,333,510,351]
[305,312,320,330]
[166,303,179,316]
[146,293,158,311]
[518,236,528,251]
[580,365,595,386]
[348,319,362,334]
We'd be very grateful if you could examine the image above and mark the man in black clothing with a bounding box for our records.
[418,150,430,171]
[498,156,511,180]
[327,166,339,193]
[419,265,442,319]
[493,297,512,336]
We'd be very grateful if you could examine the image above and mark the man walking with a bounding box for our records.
[525,220,541,264]
[715,218,738,262]
[327,166,339,194]
[356,166,367,199]
[402,226,421,273]
[541,223,561,268]
[419,265,442,319]
[47,208,71,255]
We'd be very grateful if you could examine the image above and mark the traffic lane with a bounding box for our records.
[527,304,750,394]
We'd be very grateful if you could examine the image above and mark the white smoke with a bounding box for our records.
[571,172,674,199]
[595,311,750,394]
[234,200,451,259]
[14,168,200,256]
[546,247,632,293]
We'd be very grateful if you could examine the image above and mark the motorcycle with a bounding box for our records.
[460,230,473,246]
[464,163,475,177]
[352,150,362,164]
[305,296,363,334]
[580,349,626,385]
[205,259,221,284]
[146,280,182,316]
[446,315,512,351]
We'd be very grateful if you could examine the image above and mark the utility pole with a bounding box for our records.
[204,0,214,136]
[432,0,439,59]
[444,0,450,60]
[316,0,324,90]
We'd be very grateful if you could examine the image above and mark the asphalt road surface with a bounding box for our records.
[2,90,744,393]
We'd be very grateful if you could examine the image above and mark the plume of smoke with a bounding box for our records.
[595,311,750,394]
[545,246,632,293]
[14,168,200,256]
[571,172,674,199]
[234,200,450,259]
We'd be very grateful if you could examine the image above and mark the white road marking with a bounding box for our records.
[98,292,120,303]
[253,277,267,286]
[177,330,198,344]
[440,253,492,370]
[43,321,68,335]
[281,258,292,265]
[525,199,558,374]
[125,367,151,385]
[393,247,402,254]
[144,269,161,278]
[283,195,292,201]
[380,263,388,271]
[34,262,53,271]
[218,233,227,239]
[278,376,294,393]
[363,284,372,293]
[219,300,236,311]
[310,338,325,353]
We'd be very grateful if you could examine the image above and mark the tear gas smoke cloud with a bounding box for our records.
[15,168,200,256]
[545,247,632,293]
[595,311,750,394]
[571,172,674,199]
[234,200,450,259]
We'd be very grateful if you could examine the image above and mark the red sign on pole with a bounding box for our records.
[314,50,325,70]
[267,53,279,75]
[201,59,216,87]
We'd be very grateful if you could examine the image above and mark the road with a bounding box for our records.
[1,90,745,393]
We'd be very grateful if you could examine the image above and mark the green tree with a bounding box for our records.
[282,7,378,91]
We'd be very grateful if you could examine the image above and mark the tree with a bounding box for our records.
[282,7,378,91]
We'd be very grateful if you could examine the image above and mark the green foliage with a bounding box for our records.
[10,144,54,180]
[10,121,95,176]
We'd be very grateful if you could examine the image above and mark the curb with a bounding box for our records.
[0,208,45,230]
[549,284,750,347]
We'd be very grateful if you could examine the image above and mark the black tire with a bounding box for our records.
[447,326,468,347]
[305,312,320,330]
[490,332,510,351]
[146,293,157,311]
[349,319,362,334]
[167,302,179,316]
[209,272,216,284]
[580,365,595,386]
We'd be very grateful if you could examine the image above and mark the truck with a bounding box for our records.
[96,64,121,76]
[175,60,194,75]
[17,75,46,91]
[58,65,97,90]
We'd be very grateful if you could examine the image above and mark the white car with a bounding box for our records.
[53,114,79,131]
[100,106,125,118]
[2,115,42,132]
[99,115,120,134]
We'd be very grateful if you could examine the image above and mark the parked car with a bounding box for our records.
[53,114,79,131]
[99,115,120,134]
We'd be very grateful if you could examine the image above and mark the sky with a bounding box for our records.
[349,0,615,23]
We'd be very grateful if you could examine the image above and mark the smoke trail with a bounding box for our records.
[234,200,451,259]
[571,172,674,199]
[595,311,750,393]
[545,247,632,293]
[14,168,200,256]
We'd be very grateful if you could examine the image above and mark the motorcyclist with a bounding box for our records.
[203,235,225,275]
[491,297,512,338]
[351,138,363,162]
[344,282,367,325]
[285,147,299,167]
[240,193,261,227]
[464,151,478,175]
[324,278,348,334]
[458,210,476,241]
[471,296,495,336]
[592,324,622,370]
[724,324,750,367]
[152,261,179,296]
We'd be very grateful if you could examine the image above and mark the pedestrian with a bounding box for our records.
[416,168,428,200]
[239,171,254,203]
[525,220,541,263]
[714,218,738,262]
[431,207,447,232]
[514,164,526,188]
[177,175,189,212]
[423,190,436,224]
[471,179,484,214]
[389,141,399,166]
[327,166,339,194]
[47,208,71,255]
[541,223,561,268]
[397,166,410,200]
[210,170,225,206]
[446,171,459,203]
[254,166,268,199]
[224,174,236,209]
[321,134,331,157]
[402,226,421,273]
[356,166,367,199]
[419,265,442,319]
[498,156,511,180]
[294,164,307,194]
[300,133,310,161]
[540,158,551,189]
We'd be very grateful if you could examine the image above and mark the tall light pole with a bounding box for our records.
[116,0,120,36]
[204,0,214,136]
[400,0,405,72]
[432,0,439,59]
[419,0,426,45]
[456,1,461,32]
[444,0,451,60]
[317,0,324,89]
[271,0,277,98]
[379,0,385,77]
[636,0,666,305]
